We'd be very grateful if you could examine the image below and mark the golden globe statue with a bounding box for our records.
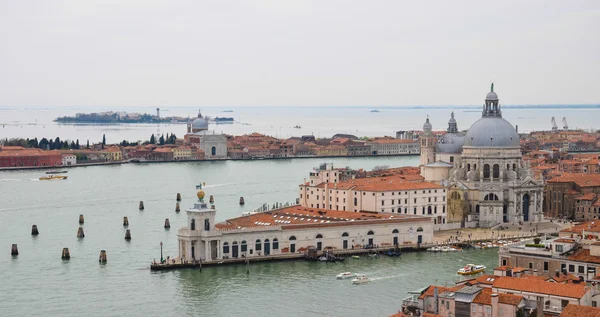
[197,190,205,200]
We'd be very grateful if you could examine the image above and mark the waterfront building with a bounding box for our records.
[402,265,593,317]
[0,146,62,167]
[545,173,600,220]
[420,85,544,227]
[172,146,193,160]
[314,145,348,157]
[149,147,174,161]
[371,137,420,155]
[61,153,76,166]
[498,224,600,283]
[184,110,227,159]
[298,164,453,228]
[177,189,433,262]
[100,146,123,161]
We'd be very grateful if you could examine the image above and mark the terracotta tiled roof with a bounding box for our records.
[492,276,588,298]
[554,238,577,243]
[422,313,443,317]
[418,285,464,300]
[551,273,579,283]
[0,148,62,157]
[472,288,523,306]
[214,205,429,230]
[547,173,600,187]
[310,176,438,192]
[576,193,596,201]
[568,249,600,264]
[387,313,409,317]
[560,304,600,317]
[561,221,600,235]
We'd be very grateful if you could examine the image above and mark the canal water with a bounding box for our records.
[0,156,499,316]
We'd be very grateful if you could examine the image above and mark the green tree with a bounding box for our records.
[75,139,80,149]
[86,140,90,149]
[159,134,165,145]
[150,134,156,144]
[102,134,106,149]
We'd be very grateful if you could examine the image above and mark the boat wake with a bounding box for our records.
[0,178,23,182]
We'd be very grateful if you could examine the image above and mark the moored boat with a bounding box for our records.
[351,275,371,284]
[336,272,357,279]
[39,175,68,180]
[457,264,486,275]
[351,255,360,259]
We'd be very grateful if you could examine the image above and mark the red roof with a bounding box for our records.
[568,249,600,264]
[560,304,600,317]
[309,176,437,192]
[214,205,429,230]
[472,288,523,306]
[492,276,588,298]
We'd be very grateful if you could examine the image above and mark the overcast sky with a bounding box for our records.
[0,1,598,107]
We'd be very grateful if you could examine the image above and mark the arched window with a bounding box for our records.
[255,239,261,251]
[289,236,296,241]
[422,207,425,215]
[513,163,517,170]
[467,163,471,171]
[474,164,477,171]
[413,207,417,215]
[476,205,480,214]
[190,219,196,230]
[428,206,432,214]
[342,232,349,237]
[353,197,357,206]
[392,229,399,234]
[484,193,499,201]
[272,238,279,250]
[416,227,424,232]
[316,234,323,239]
[483,164,490,179]
[211,146,216,156]
[241,240,247,252]
[493,164,500,178]
[434,206,437,214]
[443,206,446,213]
[507,164,510,170]
[451,192,461,200]
[367,230,375,235]
[223,242,229,254]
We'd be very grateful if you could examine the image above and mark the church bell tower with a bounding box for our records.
[420,116,436,165]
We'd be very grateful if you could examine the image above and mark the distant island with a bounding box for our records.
[212,117,234,123]
[55,111,188,124]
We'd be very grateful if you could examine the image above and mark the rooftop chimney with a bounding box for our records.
[491,293,499,317]
[533,269,538,276]
[555,270,560,278]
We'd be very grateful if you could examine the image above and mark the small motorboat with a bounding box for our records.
[351,275,371,285]
[368,253,379,258]
[386,251,401,256]
[352,255,360,259]
[336,272,357,279]
[318,256,328,262]
[39,175,68,180]
[457,264,486,275]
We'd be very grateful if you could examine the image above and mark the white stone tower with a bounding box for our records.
[420,116,436,165]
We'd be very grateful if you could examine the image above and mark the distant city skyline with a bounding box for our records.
[0,0,599,107]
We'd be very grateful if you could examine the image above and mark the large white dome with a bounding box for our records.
[464,117,519,147]
[192,117,208,130]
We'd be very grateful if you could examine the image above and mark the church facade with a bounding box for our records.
[183,110,228,159]
[420,85,544,227]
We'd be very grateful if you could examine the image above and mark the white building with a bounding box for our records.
[61,154,76,166]
[184,110,227,159]
[298,164,452,228]
[420,85,544,227]
[177,189,434,262]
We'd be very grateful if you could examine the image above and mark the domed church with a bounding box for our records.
[184,110,227,159]
[420,85,544,227]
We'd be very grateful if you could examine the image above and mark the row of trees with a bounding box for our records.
[1,137,90,150]
[149,133,177,145]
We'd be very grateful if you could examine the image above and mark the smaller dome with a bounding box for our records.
[486,91,498,101]
[197,190,206,200]
[192,117,208,130]
[423,117,432,132]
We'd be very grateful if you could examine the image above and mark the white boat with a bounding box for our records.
[458,264,486,275]
[351,275,371,285]
[336,272,357,279]
[318,256,328,262]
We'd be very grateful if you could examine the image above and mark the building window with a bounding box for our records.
[593,301,597,307]
[579,266,585,274]
[204,219,210,231]
[381,201,385,206]
[413,208,416,215]
[255,239,262,251]
[450,156,454,163]
[493,164,500,178]
[223,242,229,254]
[273,239,279,250]
[502,258,507,266]
[556,245,563,252]
[241,240,247,252]
[569,264,575,273]
[443,206,446,213]
[354,198,357,206]
[483,164,490,179]
[529,262,533,269]
[544,261,549,271]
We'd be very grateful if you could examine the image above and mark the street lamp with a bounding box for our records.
[160,241,163,263]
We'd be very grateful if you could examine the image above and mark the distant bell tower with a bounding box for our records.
[420,116,436,165]
[156,108,160,118]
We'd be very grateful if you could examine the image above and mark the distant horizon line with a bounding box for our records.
[1,104,600,110]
